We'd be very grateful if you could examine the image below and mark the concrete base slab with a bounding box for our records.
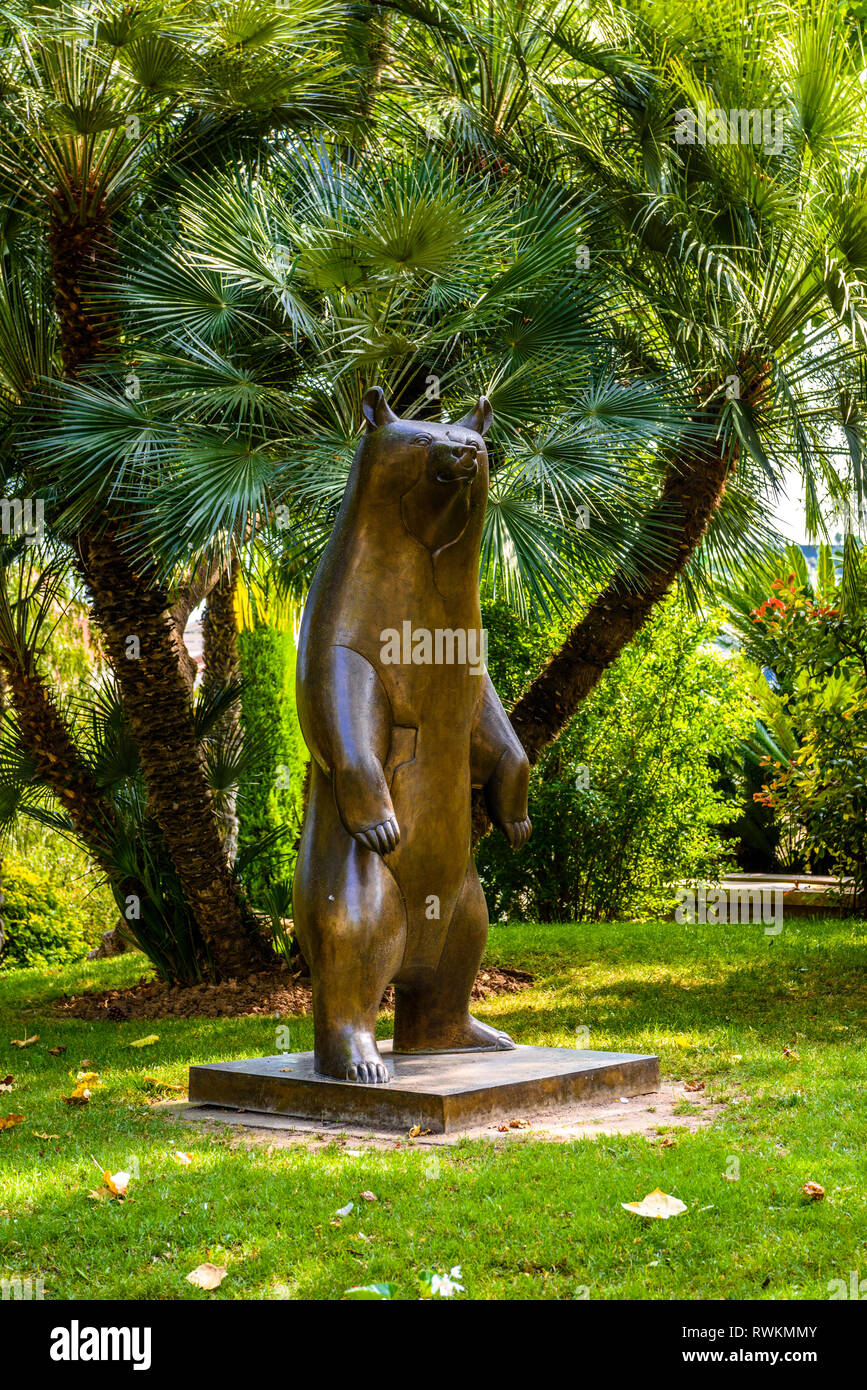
[172,1081,722,1147]
[188,1041,659,1134]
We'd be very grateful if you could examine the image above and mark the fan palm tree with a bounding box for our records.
[7,0,867,961]
[387,0,867,797]
[0,0,356,974]
[31,140,703,625]
[25,135,713,888]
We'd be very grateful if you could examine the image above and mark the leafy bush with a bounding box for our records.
[0,677,262,984]
[6,822,115,942]
[731,542,867,910]
[0,860,92,969]
[237,622,308,908]
[478,596,749,921]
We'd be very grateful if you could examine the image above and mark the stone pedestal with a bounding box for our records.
[188,1042,659,1134]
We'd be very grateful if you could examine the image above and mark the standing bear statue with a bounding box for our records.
[293,386,531,1082]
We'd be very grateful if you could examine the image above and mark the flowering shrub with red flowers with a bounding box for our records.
[741,549,867,911]
[478,595,750,921]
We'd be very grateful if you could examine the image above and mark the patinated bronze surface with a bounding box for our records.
[293,387,531,1082]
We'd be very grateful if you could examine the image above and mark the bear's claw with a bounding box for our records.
[355,816,400,854]
[346,1059,390,1084]
[505,816,532,849]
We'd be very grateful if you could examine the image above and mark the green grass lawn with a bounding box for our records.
[1,916,865,1301]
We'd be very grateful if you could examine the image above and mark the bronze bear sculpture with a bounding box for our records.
[293,386,531,1082]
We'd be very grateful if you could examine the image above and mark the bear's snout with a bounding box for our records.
[433,439,479,483]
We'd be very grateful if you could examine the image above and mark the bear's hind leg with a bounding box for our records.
[294,794,406,1083]
[392,866,515,1054]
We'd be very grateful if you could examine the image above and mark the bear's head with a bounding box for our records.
[359,385,492,553]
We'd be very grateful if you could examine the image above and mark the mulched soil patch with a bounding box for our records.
[54,964,534,1022]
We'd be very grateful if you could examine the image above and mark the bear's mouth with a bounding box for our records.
[436,460,478,484]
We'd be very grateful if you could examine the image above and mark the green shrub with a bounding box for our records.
[0,860,92,970]
[6,826,115,942]
[478,596,750,921]
[736,542,867,910]
[237,621,308,908]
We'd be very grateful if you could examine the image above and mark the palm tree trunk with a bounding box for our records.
[78,531,272,976]
[474,441,732,839]
[202,561,241,863]
[3,664,117,865]
[46,201,115,377]
[512,443,731,761]
[43,193,273,978]
[0,658,138,907]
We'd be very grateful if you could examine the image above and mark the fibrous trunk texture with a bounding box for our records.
[43,189,272,977]
[78,531,271,976]
[202,562,241,864]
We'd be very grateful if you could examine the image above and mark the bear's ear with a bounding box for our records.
[457,395,493,437]
[362,386,399,430]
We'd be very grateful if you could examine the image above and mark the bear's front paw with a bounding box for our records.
[504,816,532,850]
[484,747,530,838]
[354,816,401,855]
[334,762,398,852]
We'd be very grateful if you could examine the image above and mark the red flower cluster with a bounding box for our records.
[749,573,838,625]
[750,596,787,621]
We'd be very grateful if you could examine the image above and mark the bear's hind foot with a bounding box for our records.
[394,1013,516,1056]
[315,1029,390,1085]
[347,1057,390,1084]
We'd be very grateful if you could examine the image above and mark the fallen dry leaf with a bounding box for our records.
[102,1169,131,1197]
[32,1132,60,1140]
[407,1125,431,1137]
[802,1182,825,1201]
[10,1035,38,1049]
[75,1071,100,1086]
[622,1189,688,1220]
[186,1263,227,1291]
[174,1151,193,1166]
[145,1077,184,1094]
[88,1188,110,1202]
[48,1046,67,1057]
[62,1089,90,1106]
[0,1114,24,1131]
[79,1059,95,1068]
[359,1191,377,1203]
[90,1155,131,1196]
[684,1081,705,1092]
[509,1118,530,1129]
[128,1035,160,1049]
[657,1135,678,1148]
